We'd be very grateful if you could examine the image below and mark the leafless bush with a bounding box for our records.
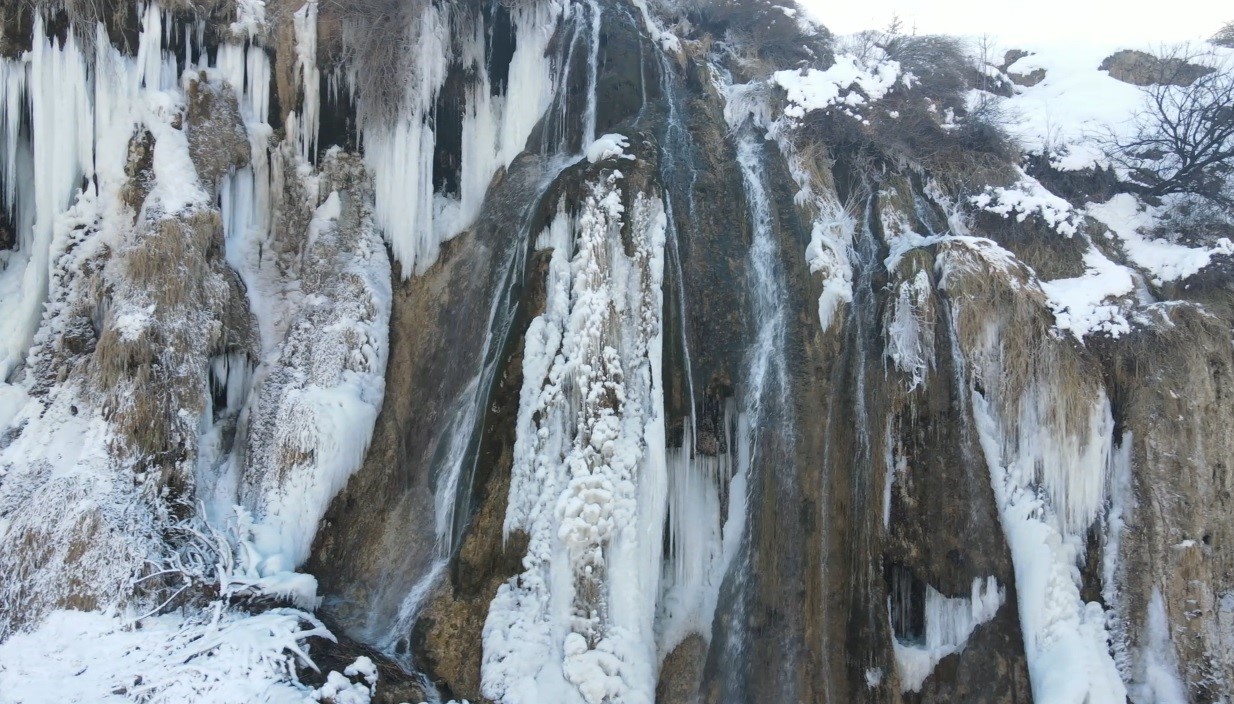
[325,0,426,126]
[1108,45,1234,207]
[884,34,970,110]
[1213,20,1234,48]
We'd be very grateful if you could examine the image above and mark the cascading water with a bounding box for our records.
[369,0,611,666]
[707,121,796,701]
[4,2,1229,702]
[381,153,578,659]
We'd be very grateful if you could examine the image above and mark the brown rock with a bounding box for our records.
[1100,49,1215,86]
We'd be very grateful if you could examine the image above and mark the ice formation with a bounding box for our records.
[960,330,1127,703]
[483,168,669,704]
[892,577,1006,692]
[885,269,936,390]
[364,0,563,277]
[0,1,390,697]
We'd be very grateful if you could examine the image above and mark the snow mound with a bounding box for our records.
[971,174,1082,237]
[772,54,902,121]
[0,607,333,704]
[1040,247,1136,340]
[585,133,634,163]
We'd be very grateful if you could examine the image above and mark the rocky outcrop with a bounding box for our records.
[1100,49,1215,86]
[1001,50,1045,87]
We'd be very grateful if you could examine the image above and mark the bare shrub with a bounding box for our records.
[1212,20,1234,48]
[883,33,970,110]
[1108,45,1234,207]
[698,0,831,69]
[325,0,426,126]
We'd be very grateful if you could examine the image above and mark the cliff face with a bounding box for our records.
[0,1,1232,703]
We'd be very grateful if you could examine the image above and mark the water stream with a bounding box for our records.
[711,122,795,700]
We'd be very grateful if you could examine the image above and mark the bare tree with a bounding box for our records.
[1111,46,1234,206]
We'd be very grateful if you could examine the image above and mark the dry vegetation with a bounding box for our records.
[324,0,427,126]
[796,30,1019,198]
[695,0,831,69]
[937,240,1103,441]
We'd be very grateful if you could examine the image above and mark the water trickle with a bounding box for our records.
[708,122,796,701]
[377,154,578,662]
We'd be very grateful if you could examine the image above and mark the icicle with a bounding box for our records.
[292,0,320,161]
[0,16,93,381]
[656,412,743,659]
[366,1,560,277]
[966,366,1127,703]
[0,57,25,221]
[892,577,1006,692]
[210,352,254,414]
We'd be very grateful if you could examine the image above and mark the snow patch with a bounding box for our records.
[1040,246,1136,339]
[772,55,901,122]
[586,133,634,163]
[0,607,334,704]
[1088,193,1234,285]
[970,174,1082,237]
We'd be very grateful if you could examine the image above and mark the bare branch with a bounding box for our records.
[1107,44,1234,207]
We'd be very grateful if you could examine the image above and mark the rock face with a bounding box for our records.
[1,1,1233,703]
[1001,50,1045,87]
[1100,49,1216,86]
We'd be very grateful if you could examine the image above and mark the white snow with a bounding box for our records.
[1088,193,1234,286]
[970,173,1082,237]
[1040,246,1136,340]
[0,607,334,704]
[772,54,902,121]
[241,186,391,571]
[885,269,935,390]
[586,133,634,163]
[230,0,267,38]
[995,42,1147,170]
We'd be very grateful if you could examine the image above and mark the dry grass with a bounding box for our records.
[938,241,1102,439]
[325,0,428,126]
